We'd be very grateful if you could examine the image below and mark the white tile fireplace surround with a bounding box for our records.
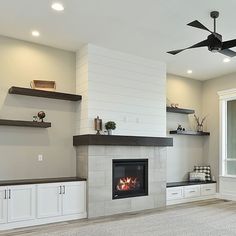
[74,135,173,218]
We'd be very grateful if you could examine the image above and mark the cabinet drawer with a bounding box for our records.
[184,185,200,198]
[167,187,183,200]
[200,184,216,196]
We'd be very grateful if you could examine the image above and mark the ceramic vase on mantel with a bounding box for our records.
[107,129,112,135]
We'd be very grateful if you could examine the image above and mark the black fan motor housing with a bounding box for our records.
[207,34,222,52]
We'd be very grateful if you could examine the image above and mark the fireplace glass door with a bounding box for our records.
[112,159,148,199]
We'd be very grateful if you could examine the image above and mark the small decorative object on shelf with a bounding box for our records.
[30,80,56,91]
[171,103,179,108]
[177,124,185,131]
[38,111,46,122]
[194,114,206,132]
[33,115,38,122]
[94,116,102,135]
[105,121,116,135]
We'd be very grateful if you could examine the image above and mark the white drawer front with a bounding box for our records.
[184,185,200,198]
[201,184,216,196]
[167,187,183,200]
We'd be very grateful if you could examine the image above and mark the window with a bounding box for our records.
[219,89,236,176]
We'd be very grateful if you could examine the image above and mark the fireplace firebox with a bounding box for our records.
[112,159,148,199]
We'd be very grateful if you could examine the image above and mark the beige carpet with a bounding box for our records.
[3,199,236,236]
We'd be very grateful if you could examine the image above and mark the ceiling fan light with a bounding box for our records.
[223,58,231,63]
[31,30,40,37]
[51,2,64,11]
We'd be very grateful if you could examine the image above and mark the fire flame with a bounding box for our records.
[116,177,138,191]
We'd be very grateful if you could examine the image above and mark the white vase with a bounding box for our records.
[108,129,112,135]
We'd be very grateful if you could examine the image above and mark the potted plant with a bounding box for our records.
[105,121,116,135]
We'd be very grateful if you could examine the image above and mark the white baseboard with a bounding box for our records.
[0,212,87,231]
[217,192,236,201]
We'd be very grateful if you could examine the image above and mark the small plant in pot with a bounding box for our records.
[105,121,116,135]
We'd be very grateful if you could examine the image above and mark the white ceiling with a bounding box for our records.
[1,0,236,80]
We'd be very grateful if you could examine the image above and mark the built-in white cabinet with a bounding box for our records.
[0,180,87,231]
[184,185,200,198]
[167,183,216,205]
[8,185,35,223]
[0,185,35,224]
[37,183,62,218]
[37,181,86,218]
[200,184,216,196]
[0,187,7,224]
[62,182,86,216]
[166,186,183,200]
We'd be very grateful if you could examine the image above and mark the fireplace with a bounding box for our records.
[112,159,148,199]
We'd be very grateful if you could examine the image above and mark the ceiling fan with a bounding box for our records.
[167,11,236,57]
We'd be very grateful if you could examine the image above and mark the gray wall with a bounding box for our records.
[0,35,76,180]
[202,73,236,181]
[167,72,236,183]
[166,74,204,182]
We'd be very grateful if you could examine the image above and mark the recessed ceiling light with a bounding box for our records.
[51,2,64,11]
[223,58,231,63]
[31,30,40,37]
[187,70,193,74]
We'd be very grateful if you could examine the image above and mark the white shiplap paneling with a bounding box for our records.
[76,44,166,137]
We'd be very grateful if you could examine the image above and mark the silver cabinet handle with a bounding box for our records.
[63,186,65,194]
[189,190,196,193]
[8,189,11,199]
[4,190,7,199]
[59,186,62,195]
[205,189,212,191]
[171,192,179,195]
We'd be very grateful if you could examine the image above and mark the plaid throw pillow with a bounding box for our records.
[194,166,211,181]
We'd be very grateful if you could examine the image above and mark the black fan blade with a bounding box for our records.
[187,20,211,32]
[219,49,236,57]
[167,39,209,55]
[222,39,236,50]
[187,20,221,41]
[167,49,185,55]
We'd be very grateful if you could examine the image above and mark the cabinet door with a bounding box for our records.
[167,187,183,200]
[0,187,7,224]
[184,185,201,198]
[62,182,86,216]
[201,184,216,196]
[8,185,36,223]
[37,183,62,219]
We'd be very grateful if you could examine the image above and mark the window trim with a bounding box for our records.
[218,88,236,177]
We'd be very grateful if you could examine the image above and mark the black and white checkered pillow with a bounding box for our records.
[194,166,211,181]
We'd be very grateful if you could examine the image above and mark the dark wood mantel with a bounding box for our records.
[73,134,173,147]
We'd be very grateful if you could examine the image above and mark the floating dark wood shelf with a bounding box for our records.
[166,107,195,114]
[0,119,51,128]
[169,130,210,136]
[9,86,82,101]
